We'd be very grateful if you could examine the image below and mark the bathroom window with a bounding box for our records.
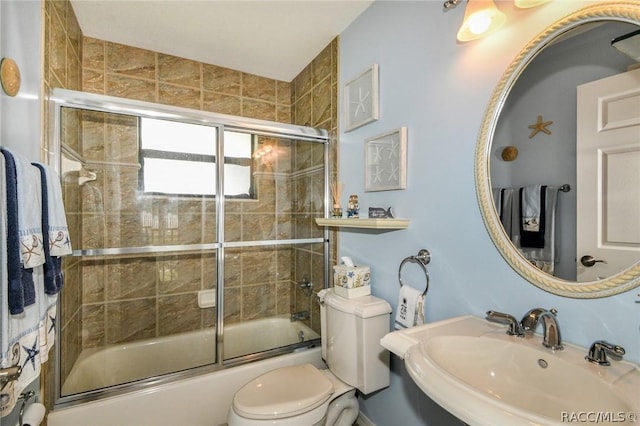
[140,118,254,197]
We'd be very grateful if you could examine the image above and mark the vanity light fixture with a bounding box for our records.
[444,0,507,42]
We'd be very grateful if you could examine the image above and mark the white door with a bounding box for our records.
[576,68,640,281]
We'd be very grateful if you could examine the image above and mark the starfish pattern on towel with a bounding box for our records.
[49,314,56,334]
[22,338,40,372]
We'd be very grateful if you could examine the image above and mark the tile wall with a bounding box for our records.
[41,0,83,412]
[43,0,338,398]
[290,39,339,330]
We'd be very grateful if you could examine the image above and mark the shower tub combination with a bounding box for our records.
[49,320,321,426]
[49,89,331,422]
[61,316,319,395]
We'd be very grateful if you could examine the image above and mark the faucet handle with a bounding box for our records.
[585,340,625,366]
[486,310,524,336]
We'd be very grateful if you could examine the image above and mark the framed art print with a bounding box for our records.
[365,127,407,192]
[344,64,379,132]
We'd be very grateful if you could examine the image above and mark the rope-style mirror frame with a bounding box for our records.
[475,2,640,298]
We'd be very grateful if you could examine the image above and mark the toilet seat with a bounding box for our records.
[232,364,334,420]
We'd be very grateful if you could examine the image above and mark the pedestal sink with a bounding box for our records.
[381,315,640,426]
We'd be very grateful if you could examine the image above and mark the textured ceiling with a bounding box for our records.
[70,0,373,81]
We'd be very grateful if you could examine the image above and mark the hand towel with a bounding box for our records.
[0,267,58,418]
[2,151,36,314]
[493,188,514,239]
[518,187,558,275]
[394,285,425,330]
[31,163,72,256]
[1,148,44,268]
[1,156,58,418]
[32,163,67,295]
[519,185,546,248]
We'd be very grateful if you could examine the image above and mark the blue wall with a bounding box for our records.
[338,2,639,425]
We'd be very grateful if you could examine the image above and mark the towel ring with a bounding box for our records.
[398,249,431,296]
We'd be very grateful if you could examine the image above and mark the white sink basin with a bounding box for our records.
[381,315,640,426]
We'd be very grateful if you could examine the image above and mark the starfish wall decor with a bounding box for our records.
[365,127,407,191]
[344,64,379,132]
[528,115,553,139]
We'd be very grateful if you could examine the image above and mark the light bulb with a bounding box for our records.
[467,12,492,35]
[456,0,506,42]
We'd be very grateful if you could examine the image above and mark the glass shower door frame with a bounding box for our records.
[50,88,331,407]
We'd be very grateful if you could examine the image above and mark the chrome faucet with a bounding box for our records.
[290,310,310,322]
[519,307,545,332]
[521,308,563,350]
[585,340,625,366]
[486,310,524,336]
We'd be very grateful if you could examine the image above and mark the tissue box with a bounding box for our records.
[333,265,371,298]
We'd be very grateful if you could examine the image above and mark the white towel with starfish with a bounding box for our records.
[33,162,72,256]
[521,185,543,233]
[1,157,57,417]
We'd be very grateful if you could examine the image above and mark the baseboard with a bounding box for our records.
[357,412,376,426]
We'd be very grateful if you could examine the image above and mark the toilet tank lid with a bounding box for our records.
[322,289,392,318]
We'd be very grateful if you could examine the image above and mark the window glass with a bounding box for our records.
[140,119,253,197]
[224,131,253,197]
[225,131,252,158]
[143,158,216,195]
[141,118,216,155]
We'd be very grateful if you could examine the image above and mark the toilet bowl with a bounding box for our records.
[227,289,392,426]
[227,364,358,426]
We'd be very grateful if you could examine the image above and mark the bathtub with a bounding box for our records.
[61,315,319,396]
[50,316,321,426]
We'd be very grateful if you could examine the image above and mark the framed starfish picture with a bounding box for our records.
[344,64,379,132]
[364,127,407,192]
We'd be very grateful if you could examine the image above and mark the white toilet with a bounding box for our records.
[227,288,392,426]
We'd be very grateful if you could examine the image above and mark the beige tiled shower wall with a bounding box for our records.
[41,0,83,413]
[43,0,338,401]
[81,37,293,122]
[291,39,339,331]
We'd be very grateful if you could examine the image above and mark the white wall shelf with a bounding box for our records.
[315,217,409,229]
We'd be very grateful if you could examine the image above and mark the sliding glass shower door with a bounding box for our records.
[222,136,325,361]
[52,89,329,404]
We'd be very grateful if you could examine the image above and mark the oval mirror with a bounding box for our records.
[475,2,640,298]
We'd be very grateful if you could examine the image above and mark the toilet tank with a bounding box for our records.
[318,289,392,394]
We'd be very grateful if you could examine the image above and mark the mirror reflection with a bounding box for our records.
[490,20,640,282]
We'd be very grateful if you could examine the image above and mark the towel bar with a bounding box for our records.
[0,365,22,391]
[398,249,431,296]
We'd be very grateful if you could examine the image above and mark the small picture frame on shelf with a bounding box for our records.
[364,127,407,192]
[344,64,379,132]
